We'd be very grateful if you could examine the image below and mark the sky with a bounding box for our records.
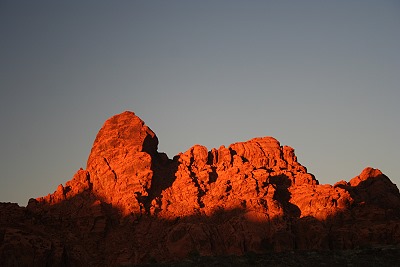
[1,0,399,206]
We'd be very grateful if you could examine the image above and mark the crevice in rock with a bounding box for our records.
[103,157,118,181]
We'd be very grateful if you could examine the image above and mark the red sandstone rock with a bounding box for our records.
[85,111,159,216]
[1,111,400,266]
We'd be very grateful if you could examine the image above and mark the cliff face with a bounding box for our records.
[1,111,400,266]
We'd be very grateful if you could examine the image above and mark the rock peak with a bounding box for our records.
[87,111,158,164]
[82,111,160,215]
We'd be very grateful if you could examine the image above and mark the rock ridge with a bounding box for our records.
[1,111,400,266]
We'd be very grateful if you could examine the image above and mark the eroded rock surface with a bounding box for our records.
[1,111,399,266]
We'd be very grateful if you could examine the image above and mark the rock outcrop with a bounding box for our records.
[1,111,400,266]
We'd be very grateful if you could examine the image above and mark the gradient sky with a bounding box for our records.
[1,1,399,206]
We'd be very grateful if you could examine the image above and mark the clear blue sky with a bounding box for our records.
[1,1,399,206]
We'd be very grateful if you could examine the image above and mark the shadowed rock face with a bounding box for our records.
[1,111,400,266]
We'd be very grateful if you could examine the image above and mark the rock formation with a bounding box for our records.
[1,111,400,266]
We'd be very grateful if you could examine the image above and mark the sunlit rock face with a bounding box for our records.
[86,111,159,216]
[156,136,318,220]
[1,111,400,266]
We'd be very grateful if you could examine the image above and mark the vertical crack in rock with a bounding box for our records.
[188,157,206,209]
[103,157,118,181]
